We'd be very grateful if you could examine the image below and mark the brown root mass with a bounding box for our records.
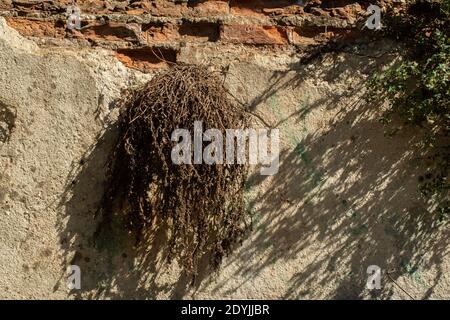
[100,65,250,274]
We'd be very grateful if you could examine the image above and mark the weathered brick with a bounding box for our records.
[81,22,141,43]
[331,3,363,20]
[67,0,109,14]
[191,1,229,17]
[146,0,188,17]
[179,21,219,42]
[230,0,302,18]
[115,47,177,71]
[220,24,288,45]
[142,22,178,43]
[141,21,219,44]
[0,0,12,10]
[5,17,66,38]
[286,27,318,45]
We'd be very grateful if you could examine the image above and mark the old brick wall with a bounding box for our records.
[0,0,381,71]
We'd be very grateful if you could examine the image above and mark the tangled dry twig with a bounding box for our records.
[99,65,250,275]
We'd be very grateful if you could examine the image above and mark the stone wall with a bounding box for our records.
[0,0,379,70]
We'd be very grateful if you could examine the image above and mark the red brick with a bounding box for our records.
[191,1,229,17]
[115,47,177,71]
[81,22,141,43]
[220,24,288,45]
[5,17,66,38]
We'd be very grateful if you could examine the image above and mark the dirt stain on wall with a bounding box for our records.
[0,101,16,143]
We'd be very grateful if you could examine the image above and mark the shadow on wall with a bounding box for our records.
[56,41,449,299]
[56,108,212,299]
[210,43,450,299]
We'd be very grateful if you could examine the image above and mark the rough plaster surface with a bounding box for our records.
[0,17,449,299]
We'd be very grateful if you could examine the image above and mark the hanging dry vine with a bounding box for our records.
[99,65,250,275]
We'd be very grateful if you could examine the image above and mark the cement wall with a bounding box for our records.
[0,1,449,300]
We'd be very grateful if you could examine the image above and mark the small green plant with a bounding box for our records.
[369,0,449,216]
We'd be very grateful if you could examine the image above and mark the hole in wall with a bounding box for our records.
[179,21,219,42]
